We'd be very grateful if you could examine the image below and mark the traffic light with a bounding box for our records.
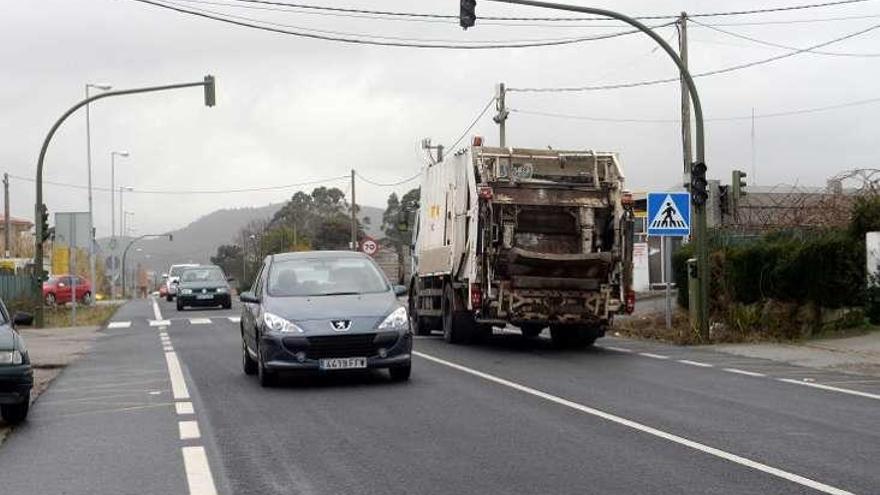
[460,0,477,30]
[203,75,215,107]
[690,162,708,206]
[732,169,748,201]
[39,204,51,243]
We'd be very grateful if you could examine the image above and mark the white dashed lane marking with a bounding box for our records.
[227,316,241,323]
[639,352,670,360]
[724,368,766,378]
[188,318,212,325]
[179,420,201,440]
[603,346,633,353]
[678,359,713,368]
[150,320,172,327]
[107,321,132,329]
[183,446,218,495]
[176,402,194,415]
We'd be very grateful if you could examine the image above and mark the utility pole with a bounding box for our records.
[3,173,10,258]
[350,169,357,251]
[85,83,111,304]
[494,82,509,147]
[678,12,692,177]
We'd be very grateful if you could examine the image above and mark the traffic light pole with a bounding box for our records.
[33,76,215,327]
[484,0,709,337]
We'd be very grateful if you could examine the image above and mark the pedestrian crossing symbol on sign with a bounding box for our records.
[647,192,691,237]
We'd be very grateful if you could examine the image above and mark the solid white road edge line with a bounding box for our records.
[179,420,201,440]
[182,446,218,495]
[164,351,190,400]
[724,368,766,378]
[677,359,713,368]
[413,351,854,495]
[107,321,132,329]
[176,402,195,415]
[778,378,880,401]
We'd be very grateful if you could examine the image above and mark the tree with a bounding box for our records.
[381,188,420,283]
[210,244,243,283]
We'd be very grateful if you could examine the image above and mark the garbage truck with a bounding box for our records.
[408,138,635,347]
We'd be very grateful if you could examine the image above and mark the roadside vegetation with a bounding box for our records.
[622,197,880,345]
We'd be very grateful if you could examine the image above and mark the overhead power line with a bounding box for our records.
[218,0,870,22]
[509,21,880,92]
[9,173,349,195]
[132,0,673,48]
[356,171,421,187]
[446,96,497,152]
[509,95,880,123]
[691,19,880,57]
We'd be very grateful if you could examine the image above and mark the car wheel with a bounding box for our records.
[389,363,411,382]
[1,396,30,424]
[176,300,184,311]
[81,291,92,306]
[166,295,173,302]
[242,339,257,375]
[521,324,544,338]
[223,302,232,310]
[257,340,276,387]
[45,293,56,306]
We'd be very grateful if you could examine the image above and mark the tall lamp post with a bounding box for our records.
[110,151,129,240]
[33,75,216,327]
[122,233,172,299]
[479,0,709,338]
[119,187,134,237]
[85,82,112,298]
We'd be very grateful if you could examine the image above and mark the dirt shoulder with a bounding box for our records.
[713,331,880,377]
[0,325,103,443]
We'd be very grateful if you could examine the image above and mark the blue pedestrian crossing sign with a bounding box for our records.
[647,192,691,237]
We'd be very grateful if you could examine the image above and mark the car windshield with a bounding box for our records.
[180,267,225,283]
[268,257,388,297]
[169,265,194,277]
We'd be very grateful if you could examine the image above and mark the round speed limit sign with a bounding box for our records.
[361,237,379,256]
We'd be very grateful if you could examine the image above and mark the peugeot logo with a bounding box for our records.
[331,320,352,331]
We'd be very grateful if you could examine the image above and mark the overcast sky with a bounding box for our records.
[2,0,878,237]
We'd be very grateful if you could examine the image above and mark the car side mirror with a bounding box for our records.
[240,291,260,304]
[162,273,168,279]
[13,312,34,327]
[393,285,407,297]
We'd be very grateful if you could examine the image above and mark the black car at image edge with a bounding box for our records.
[0,300,34,424]
[240,250,412,386]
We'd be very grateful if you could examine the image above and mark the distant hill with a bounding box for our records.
[98,203,385,275]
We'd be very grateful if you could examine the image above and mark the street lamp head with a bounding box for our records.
[88,83,113,91]
[122,186,134,192]
[112,151,129,158]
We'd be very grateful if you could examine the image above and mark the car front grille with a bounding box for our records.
[303,334,383,359]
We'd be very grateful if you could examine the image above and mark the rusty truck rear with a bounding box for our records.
[409,142,635,347]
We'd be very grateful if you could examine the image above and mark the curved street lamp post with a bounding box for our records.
[33,75,216,327]
[483,0,709,337]
[122,234,173,299]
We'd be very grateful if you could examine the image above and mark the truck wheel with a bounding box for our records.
[409,290,432,336]
[442,284,471,344]
[521,324,544,338]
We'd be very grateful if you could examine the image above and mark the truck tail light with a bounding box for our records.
[478,185,493,200]
[470,284,482,308]
[625,290,636,314]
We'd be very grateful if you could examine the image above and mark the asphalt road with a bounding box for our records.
[2,298,879,494]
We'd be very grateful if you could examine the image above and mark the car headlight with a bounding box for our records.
[180,288,193,295]
[262,312,303,333]
[216,287,228,293]
[0,350,23,365]
[378,307,408,331]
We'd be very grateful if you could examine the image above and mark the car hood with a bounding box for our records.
[179,282,228,290]
[263,292,399,331]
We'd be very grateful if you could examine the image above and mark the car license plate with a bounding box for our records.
[196,294,213,300]
[319,357,367,370]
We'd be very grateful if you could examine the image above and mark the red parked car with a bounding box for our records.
[42,275,92,306]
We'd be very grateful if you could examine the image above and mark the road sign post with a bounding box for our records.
[648,192,692,330]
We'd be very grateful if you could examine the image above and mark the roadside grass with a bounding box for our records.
[43,304,120,328]
[616,308,875,346]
